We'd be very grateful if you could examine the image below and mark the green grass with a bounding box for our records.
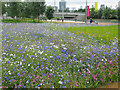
[2,19,44,23]
[63,25,118,43]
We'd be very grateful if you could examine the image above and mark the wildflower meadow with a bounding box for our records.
[2,23,118,88]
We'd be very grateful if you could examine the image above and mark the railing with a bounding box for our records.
[54,12,85,15]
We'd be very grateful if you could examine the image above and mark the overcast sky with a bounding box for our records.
[45,0,119,10]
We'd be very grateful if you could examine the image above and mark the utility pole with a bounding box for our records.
[85,0,87,23]
[62,5,64,22]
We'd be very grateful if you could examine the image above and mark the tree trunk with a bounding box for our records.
[24,18,26,22]
[17,16,19,22]
[33,16,35,22]
[38,16,40,23]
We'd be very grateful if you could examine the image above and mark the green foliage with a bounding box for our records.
[2,2,6,15]
[89,7,95,18]
[45,6,55,20]
[7,2,20,18]
[78,9,85,12]
[118,7,120,20]
[3,2,46,22]
[29,2,46,22]
[97,8,103,19]
[19,2,31,18]
[64,9,70,12]
[2,19,43,23]
[103,6,111,19]
[89,6,117,19]
[64,25,118,43]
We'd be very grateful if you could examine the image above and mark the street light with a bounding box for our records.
[62,6,64,22]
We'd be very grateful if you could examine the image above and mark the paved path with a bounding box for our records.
[46,20,118,25]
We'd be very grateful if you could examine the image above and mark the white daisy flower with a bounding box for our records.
[50,56,53,58]
[58,81,63,84]
[28,64,30,66]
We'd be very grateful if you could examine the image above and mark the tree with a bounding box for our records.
[7,2,20,20]
[2,2,7,19]
[64,9,70,12]
[2,2,6,15]
[118,7,120,20]
[97,8,103,19]
[78,9,85,12]
[110,9,118,19]
[35,2,46,22]
[74,10,78,12]
[30,2,46,22]
[89,7,95,18]
[30,2,38,22]
[18,2,31,19]
[59,9,62,12]
[103,6,111,19]
[45,6,55,20]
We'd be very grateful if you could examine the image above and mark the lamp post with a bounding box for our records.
[62,6,64,22]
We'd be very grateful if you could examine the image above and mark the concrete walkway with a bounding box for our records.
[46,20,118,25]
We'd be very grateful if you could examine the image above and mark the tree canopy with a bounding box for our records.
[45,6,55,20]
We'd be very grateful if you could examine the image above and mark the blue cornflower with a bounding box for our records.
[8,61,10,64]
[62,86,66,88]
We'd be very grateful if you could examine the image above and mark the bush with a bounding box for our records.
[2,19,44,23]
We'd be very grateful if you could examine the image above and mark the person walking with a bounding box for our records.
[90,18,92,24]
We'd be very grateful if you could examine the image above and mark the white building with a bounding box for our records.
[100,4,105,10]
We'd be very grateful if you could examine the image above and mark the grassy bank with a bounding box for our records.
[62,25,118,44]
[2,19,44,23]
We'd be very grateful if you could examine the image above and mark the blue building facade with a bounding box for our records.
[59,0,66,11]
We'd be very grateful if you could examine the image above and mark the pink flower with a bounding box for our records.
[32,80,35,82]
[76,85,79,86]
[18,84,22,87]
[100,79,103,82]
[86,57,88,59]
[15,83,17,88]
[96,78,98,80]
[36,76,39,78]
[49,73,51,76]
[83,69,85,71]
[23,73,25,75]
[110,62,112,64]
[88,74,90,76]
[93,75,96,79]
